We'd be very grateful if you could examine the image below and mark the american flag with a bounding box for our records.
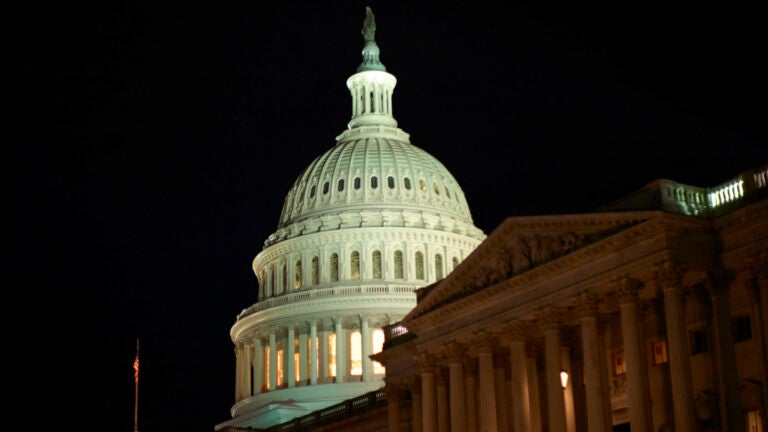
[133,354,139,383]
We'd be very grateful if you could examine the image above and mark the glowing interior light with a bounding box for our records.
[560,369,569,389]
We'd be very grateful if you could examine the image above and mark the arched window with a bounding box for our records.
[270,264,275,297]
[415,251,425,280]
[372,250,382,279]
[435,254,443,280]
[350,251,360,280]
[282,264,287,293]
[312,256,319,285]
[338,179,345,192]
[404,178,411,190]
[330,253,339,282]
[387,176,395,189]
[433,182,440,194]
[310,184,316,198]
[419,179,427,192]
[453,256,459,270]
[370,176,378,189]
[295,260,302,289]
[354,177,361,190]
[394,250,403,279]
[323,182,330,195]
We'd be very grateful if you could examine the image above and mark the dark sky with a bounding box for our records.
[7,2,765,431]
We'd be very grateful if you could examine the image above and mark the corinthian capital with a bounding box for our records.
[441,341,466,363]
[537,307,563,331]
[473,330,496,353]
[504,319,530,341]
[416,351,437,373]
[612,275,644,304]
[578,291,600,318]
[654,260,684,289]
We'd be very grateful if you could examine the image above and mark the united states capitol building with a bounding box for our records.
[216,8,768,432]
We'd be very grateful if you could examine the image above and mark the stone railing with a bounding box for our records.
[237,284,418,320]
[263,388,387,431]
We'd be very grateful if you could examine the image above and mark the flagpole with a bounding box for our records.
[134,338,140,432]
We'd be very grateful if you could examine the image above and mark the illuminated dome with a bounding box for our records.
[219,8,485,431]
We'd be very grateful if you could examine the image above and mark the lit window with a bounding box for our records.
[690,328,709,354]
[330,253,339,282]
[404,178,411,190]
[394,250,403,279]
[277,348,284,386]
[651,340,668,365]
[613,351,626,375]
[294,260,302,289]
[733,315,753,343]
[265,346,271,390]
[350,251,360,280]
[435,254,443,280]
[373,329,386,374]
[419,179,426,192]
[311,256,319,285]
[415,251,425,280]
[387,176,395,189]
[372,250,382,279]
[350,331,362,376]
[328,333,337,377]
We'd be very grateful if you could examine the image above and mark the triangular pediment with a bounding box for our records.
[408,211,660,319]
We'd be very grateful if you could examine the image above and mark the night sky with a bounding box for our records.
[7,2,765,431]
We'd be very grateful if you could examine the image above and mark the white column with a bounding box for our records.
[656,261,697,432]
[235,344,243,401]
[320,324,329,383]
[287,324,295,388]
[334,317,345,383]
[361,315,372,382]
[493,354,509,432]
[253,335,262,394]
[579,293,609,432]
[561,345,576,432]
[475,331,497,432]
[243,341,252,398]
[418,353,437,432]
[506,320,531,432]
[268,328,277,390]
[310,319,318,385]
[443,342,467,432]
[616,276,651,432]
[541,310,566,432]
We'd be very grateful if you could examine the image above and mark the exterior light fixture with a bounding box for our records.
[560,369,569,389]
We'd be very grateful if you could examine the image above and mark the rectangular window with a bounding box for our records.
[689,328,709,355]
[613,351,626,375]
[651,340,668,365]
[733,315,753,343]
[328,333,336,378]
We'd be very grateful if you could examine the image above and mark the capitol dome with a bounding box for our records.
[219,8,485,431]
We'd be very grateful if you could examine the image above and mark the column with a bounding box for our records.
[298,323,308,385]
[579,292,609,432]
[309,319,318,385]
[418,352,437,432]
[463,356,478,432]
[253,334,262,394]
[443,342,467,432]
[411,376,424,432]
[361,315,372,382]
[506,320,531,432]
[615,276,651,432]
[707,269,745,432]
[319,322,329,383]
[526,341,543,432]
[540,309,567,432]
[494,353,510,432]
[474,330,498,432]
[243,340,252,398]
[268,328,277,391]
[655,261,696,432]
[235,344,243,401]
[748,249,768,422]
[560,343,576,432]
[437,367,449,432]
[287,324,295,387]
[385,384,403,432]
[334,317,345,383]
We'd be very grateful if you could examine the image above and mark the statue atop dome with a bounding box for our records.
[362,6,376,42]
[357,7,386,72]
